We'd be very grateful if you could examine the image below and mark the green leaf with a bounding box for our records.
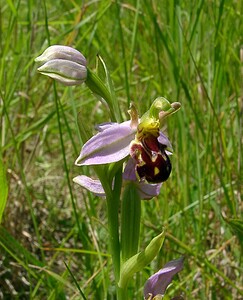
[85,68,116,121]
[0,226,67,298]
[0,226,43,269]
[6,0,17,16]
[0,158,8,223]
[223,216,243,245]
[121,183,141,262]
[98,54,121,122]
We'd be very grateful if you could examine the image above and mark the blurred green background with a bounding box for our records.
[0,0,242,299]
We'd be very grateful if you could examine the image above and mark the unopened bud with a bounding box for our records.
[35,45,86,65]
[35,45,87,86]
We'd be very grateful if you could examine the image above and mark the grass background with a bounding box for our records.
[0,0,242,299]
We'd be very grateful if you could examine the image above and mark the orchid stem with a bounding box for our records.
[85,68,117,121]
[103,168,124,298]
[106,193,120,280]
[121,183,141,262]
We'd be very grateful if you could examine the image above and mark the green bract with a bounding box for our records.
[118,231,165,289]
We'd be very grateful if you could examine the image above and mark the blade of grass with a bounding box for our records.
[115,0,130,106]
[64,261,87,300]
[0,158,8,223]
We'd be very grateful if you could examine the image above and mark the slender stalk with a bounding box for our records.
[100,168,123,298]
[1,95,44,260]
[115,0,130,106]
[106,192,120,282]
[85,69,117,121]
[53,84,82,239]
[121,183,141,262]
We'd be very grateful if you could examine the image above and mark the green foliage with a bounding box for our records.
[0,0,242,299]
[0,158,8,223]
[121,183,141,262]
[119,231,165,289]
[223,217,243,246]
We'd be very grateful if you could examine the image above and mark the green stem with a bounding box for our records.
[117,286,126,299]
[101,168,123,298]
[85,68,117,121]
[121,183,141,262]
[52,84,84,244]
[119,182,141,297]
[115,0,130,107]
[106,193,120,282]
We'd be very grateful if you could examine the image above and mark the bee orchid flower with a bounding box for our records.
[73,97,181,199]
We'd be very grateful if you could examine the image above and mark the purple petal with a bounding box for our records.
[35,45,87,66]
[144,257,184,299]
[137,182,162,200]
[158,131,173,151]
[123,158,137,181]
[95,122,119,132]
[37,59,87,86]
[73,175,105,196]
[75,122,135,166]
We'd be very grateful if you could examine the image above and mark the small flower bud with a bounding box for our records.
[35,45,87,86]
[35,45,86,66]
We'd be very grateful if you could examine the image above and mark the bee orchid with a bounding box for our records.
[74,97,180,199]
